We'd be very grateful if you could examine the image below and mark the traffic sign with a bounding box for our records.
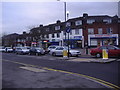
[66,27,71,33]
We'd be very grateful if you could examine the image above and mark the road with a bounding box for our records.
[2,52,120,88]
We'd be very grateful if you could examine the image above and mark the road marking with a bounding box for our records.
[3,59,120,89]
[19,66,46,72]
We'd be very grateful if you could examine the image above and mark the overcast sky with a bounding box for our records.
[1,1,118,35]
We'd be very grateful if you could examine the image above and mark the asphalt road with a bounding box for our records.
[2,52,120,88]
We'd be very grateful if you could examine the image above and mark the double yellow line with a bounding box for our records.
[3,59,120,89]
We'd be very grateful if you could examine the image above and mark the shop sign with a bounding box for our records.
[94,34,117,38]
[32,42,37,44]
[74,36,82,39]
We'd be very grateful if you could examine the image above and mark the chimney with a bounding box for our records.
[83,13,88,18]
[39,24,43,27]
[56,20,61,24]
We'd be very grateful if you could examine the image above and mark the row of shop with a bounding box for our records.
[15,34,119,49]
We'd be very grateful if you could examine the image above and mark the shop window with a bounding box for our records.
[107,28,112,34]
[87,19,95,24]
[88,28,94,34]
[98,28,102,34]
[75,20,82,26]
[75,29,79,35]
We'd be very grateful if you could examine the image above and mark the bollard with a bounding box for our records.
[102,49,108,60]
[63,50,68,60]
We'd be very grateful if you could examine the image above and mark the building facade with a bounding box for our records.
[2,13,120,49]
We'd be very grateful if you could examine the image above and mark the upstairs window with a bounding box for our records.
[103,19,112,24]
[75,29,80,35]
[88,28,94,34]
[98,28,103,34]
[46,35,49,38]
[55,26,60,30]
[66,22,71,27]
[87,19,95,24]
[52,34,55,38]
[75,20,82,26]
[107,28,112,34]
[46,28,49,31]
[70,30,72,35]
[57,33,60,38]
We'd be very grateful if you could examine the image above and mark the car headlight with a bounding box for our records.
[37,50,40,52]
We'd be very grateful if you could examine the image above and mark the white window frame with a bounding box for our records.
[88,28,94,34]
[103,19,112,24]
[75,29,79,35]
[98,28,102,34]
[87,19,95,24]
[66,22,71,27]
[107,28,112,34]
[55,26,60,30]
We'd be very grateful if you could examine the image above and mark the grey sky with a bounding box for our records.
[2,1,118,34]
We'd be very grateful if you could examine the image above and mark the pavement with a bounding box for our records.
[60,48,119,63]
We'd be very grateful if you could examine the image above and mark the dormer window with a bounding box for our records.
[55,26,60,30]
[46,28,49,31]
[103,19,112,24]
[66,22,71,27]
[87,19,95,24]
[75,20,82,26]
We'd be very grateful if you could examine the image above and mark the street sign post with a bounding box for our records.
[66,27,70,58]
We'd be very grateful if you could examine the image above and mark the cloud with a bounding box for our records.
[2,2,118,34]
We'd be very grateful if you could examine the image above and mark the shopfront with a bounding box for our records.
[88,34,119,47]
[64,36,83,49]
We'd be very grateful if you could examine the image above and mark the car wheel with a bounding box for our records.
[36,53,39,56]
[52,52,56,56]
[29,53,31,55]
[96,53,101,58]
[69,53,72,57]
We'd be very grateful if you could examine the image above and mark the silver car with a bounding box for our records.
[50,46,81,57]
[5,47,13,52]
[15,47,30,54]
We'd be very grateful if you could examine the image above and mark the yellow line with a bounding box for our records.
[3,59,120,89]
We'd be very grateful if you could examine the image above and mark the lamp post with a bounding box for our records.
[57,0,67,46]
[66,11,70,58]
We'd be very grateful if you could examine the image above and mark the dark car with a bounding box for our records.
[29,47,45,56]
[90,45,120,58]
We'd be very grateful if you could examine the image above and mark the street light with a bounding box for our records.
[57,0,67,46]
[66,11,70,58]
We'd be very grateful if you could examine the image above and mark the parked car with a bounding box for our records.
[50,46,81,57]
[90,45,120,58]
[0,46,5,52]
[5,47,13,52]
[29,47,45,56]
[46,45,59,53]
[15,47,30,54]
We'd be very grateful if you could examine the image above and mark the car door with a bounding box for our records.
[55,47,64,55]
[107,46,118,56]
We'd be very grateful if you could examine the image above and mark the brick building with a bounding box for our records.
[2,13,120,49]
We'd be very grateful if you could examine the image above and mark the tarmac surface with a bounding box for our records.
[2,60,107,88]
